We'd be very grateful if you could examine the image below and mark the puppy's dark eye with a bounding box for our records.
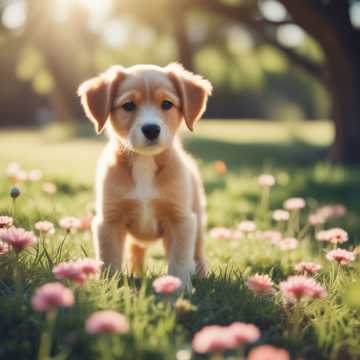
[122,101,136,112]
[161,100,173,110]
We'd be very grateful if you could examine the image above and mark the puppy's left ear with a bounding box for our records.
[166,63,212,131]
[77,66,125,134]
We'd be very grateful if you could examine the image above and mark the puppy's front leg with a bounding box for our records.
[167,213,197,293]
[92,216,126,272]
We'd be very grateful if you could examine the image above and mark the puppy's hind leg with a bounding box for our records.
[125,237,146,276]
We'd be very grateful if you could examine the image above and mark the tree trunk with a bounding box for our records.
[327,49,360,163]
[278,0,360,163]
[173,7,194,71]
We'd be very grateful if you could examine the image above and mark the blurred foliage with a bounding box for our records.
[0,0,329,126]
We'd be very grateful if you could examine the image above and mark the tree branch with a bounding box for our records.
[189,0,324,82]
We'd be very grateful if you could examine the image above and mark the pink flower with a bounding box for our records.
[232,230,244,240]
[53,258,103,285]
[0,241,10,255]
[278,238,298,251]
[308,213,325,226]
[238,220,256,234]
[262,231,282,244]
[0,216,13,228]
[280,275,327,303]
[6,162,21,177]
[59,217,81,231]
[248,345,290,360]
[317,204,347,220]
[35,221,55,235]
[192,325,237,353]
[209,227,232,240]
[294,262,321,275]
[283,197,306,211]
[258,174,275,187]
[28,169,42,182]
[85,310,129,335]
[31,282,74,312]
[228,322,261,345]
[326,228,348,244]
[153,275,182,295]
[272,210,290,222]
[6,163,27,183]
[316,230,329,242]
[326,248,356,265]
[42,182,57,195]
[53,262,87,285]
[0,227,37,252]
[77,258,103,275]
[246,274,276,295]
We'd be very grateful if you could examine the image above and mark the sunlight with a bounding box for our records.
[1,0,26,30]
[78,0,112,20]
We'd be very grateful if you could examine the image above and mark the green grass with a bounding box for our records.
[1,120,360,360]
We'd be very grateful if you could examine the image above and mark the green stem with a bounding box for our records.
[14,252,22,313]
[99,335,113,360]
[37,310,57,360]
[12,198,17,219]
[290,303,302,343]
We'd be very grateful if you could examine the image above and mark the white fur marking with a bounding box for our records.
[129,156,159,233]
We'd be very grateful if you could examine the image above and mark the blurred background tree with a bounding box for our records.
[0,0,359,163]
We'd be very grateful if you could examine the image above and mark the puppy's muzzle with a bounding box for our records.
[142,124,160,141]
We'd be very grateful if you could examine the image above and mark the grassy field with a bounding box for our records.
[1,120,360,360]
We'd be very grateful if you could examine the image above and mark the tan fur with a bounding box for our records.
[78,63,212,291]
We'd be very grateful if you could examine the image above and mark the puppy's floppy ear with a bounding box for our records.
[77,66,125,134]
[166,63,212,131]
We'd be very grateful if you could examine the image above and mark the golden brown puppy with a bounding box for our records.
[78,63,212,291]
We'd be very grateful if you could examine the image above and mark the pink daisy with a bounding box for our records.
[28,169,42,182]
[294,262,321,275]
[326,228,348,244]
[326,248,356,265]
[246,274,276,295]
[316,230,330,242]
[280,275,327,303]
[85,310,129,335]
[317,204,347,220]
[0,227,37,252]
[0,216,13,228]
[153,275,182,295]
[0,241,10,255]
[247,345,290,360]
[262,230,282,244]
[283,197,306,211]
[192,325,237,354]
[228,322,261,345]
[209,227,232,240]
[35,221,55,235]
[278,238,298,251]
[59,217,81,231]
[272,209,290,222]
[76,258,103,275]
[53,262,87,285]
[238,220,256,234]
[42,182,57,195]
[32,282,74,312]
[258,174,275,187]
[308,213,325,226]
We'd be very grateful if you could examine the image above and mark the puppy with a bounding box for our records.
[78,63,212,291]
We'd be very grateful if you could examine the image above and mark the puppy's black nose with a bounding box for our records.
[142,124,160,141]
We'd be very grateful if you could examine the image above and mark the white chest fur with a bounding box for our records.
[129,156,159,235]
